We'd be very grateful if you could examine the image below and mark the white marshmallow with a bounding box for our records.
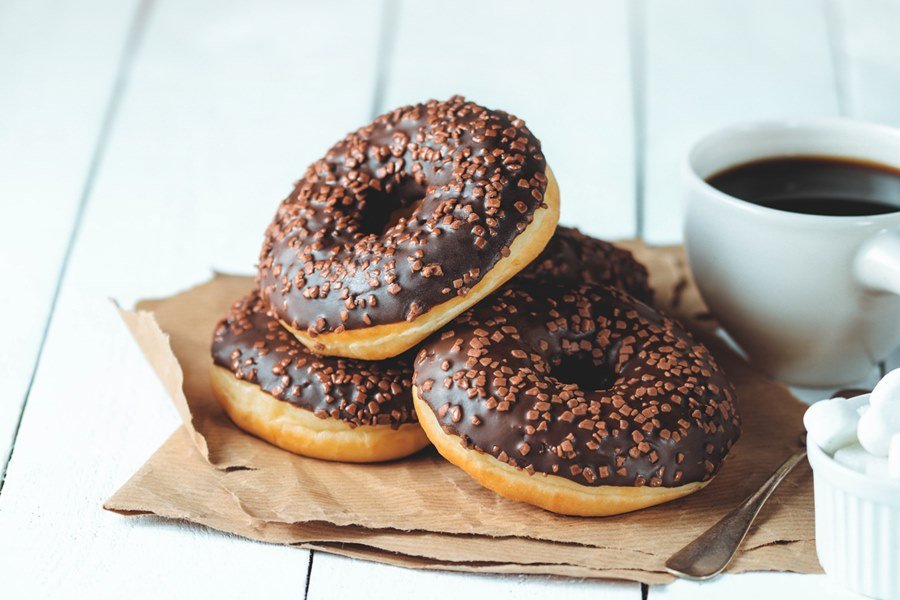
[834,443,890,478]
[858,400,900,457]
[870,367,900,408]
[804,394,869,454]
[889,433,900,480]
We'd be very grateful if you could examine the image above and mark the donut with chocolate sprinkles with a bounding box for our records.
[412,284,741,516]
[211,290,429,462]
[517,226,652,303]
[258,96,560,360]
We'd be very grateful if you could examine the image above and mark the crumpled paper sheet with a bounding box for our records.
[105,242,821,584]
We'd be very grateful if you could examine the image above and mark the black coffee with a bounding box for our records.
[706,156,900,216]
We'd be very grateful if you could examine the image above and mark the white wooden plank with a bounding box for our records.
[650,573,858,599]
[0,271,313,598]
[641,0,840,243]
[0,0,382,596]
[76,0,387,306]
[310,3,641,595]
[308,553,640,600]
[832,0,900,126]
[0,0,138,476]
[833,0,900,370]
[383,0,637,240]
[794,0,900,427]
[642,5,846,595]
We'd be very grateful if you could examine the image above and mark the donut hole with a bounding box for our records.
[358,178,427,235]
[549,351,617,393]
[382,201,423,231]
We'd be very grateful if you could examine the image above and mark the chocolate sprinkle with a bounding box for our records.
[258,96,549,336]
[413,284,741,487]
[211,291,416,428]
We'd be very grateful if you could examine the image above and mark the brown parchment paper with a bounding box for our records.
[105,243,822,584]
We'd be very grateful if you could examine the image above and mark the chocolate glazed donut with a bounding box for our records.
[210,290,429,463]
[258,96,560,360]
[412,284,741,516]
[517,226,652,303]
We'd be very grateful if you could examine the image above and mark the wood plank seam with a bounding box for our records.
[0,0,155,496]
[628,0,647,239]
[304,550,315,600]
[823,0,849,116]
[370,0,397,119]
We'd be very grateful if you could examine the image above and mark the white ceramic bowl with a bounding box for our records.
[807,439,900,598]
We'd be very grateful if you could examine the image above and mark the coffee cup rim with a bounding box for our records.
[684,117,900,226]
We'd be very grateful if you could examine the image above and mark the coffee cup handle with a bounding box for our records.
[855,228,900,296]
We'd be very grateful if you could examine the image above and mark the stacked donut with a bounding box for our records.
[211,96,741,516]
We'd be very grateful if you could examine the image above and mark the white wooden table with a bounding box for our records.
[1,0,899,597]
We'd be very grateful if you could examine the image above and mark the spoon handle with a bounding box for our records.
[664,447,808,580]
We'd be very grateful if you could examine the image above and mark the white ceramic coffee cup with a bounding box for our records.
[684,118,900,386]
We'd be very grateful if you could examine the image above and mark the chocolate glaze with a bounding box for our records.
[517,227,652,303]
[211,290,416,428]
[413,284,741,487]
[258,96,549,338]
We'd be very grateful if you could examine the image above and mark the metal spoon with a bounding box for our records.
[664,437,808,580]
